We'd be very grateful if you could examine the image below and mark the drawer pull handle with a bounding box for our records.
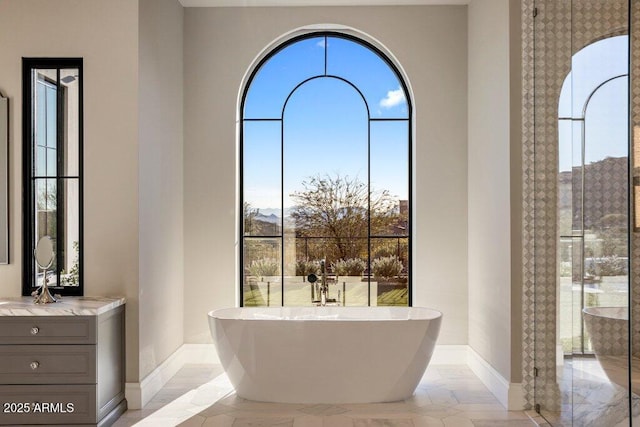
[30,361,40,370]
[30,327,39,335]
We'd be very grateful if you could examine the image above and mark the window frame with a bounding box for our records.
[239,31,413,307]
[22,57,84,297]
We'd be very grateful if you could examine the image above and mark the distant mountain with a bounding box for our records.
[558,156,627,230]
[257,208,280,217]
[255,213,279,224]
[254,208,294,218]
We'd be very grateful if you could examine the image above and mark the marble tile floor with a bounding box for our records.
[534,358,640,427]
[112,363,535,427]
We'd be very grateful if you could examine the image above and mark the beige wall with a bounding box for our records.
[467,0,521,382]
[138,0,184,379]
[184,5,469,345]
[0,0,141,382]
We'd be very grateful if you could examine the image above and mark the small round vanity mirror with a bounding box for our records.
[34,236,55,270]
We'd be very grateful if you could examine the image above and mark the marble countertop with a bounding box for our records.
[0,296,126,316]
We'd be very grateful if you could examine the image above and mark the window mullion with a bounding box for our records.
[367,118,371,307]
[280,113,285,307]
[56,68,63,288]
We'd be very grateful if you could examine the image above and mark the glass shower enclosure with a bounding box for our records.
[528,0,640,425]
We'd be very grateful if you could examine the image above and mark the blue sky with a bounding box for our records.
[558,35,628,172]
[243,36,409,211]
[244,33,629,212]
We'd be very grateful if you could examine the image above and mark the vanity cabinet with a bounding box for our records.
[0,297,126,426]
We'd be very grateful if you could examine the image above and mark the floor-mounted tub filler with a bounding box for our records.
[208,306,442,404]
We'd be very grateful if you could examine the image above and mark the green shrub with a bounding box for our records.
[333,258,366,276]
[597,256,627,276]
[247,258,280,277]
[372,256,403,280]
[296,259,320,276]
[372,240,397,258]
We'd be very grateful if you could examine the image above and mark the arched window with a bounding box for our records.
[240,32,412,307]
[557,35,629,354]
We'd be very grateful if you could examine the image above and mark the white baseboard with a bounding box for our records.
[125,344,219,409]
[467,346,524,411]
[125,343,524,411]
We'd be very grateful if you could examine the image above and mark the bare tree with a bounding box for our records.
[290,173,398,261]
[243,202,259,235]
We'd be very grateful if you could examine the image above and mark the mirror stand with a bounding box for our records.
[33,236,57,304]
[33,269,56,304]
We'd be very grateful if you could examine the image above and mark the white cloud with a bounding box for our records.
[379,87,405,109]
[316,39,326,48]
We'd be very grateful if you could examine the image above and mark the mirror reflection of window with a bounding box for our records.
[557,35,629,354]
[0,94,7,265]
[23,59,83,296]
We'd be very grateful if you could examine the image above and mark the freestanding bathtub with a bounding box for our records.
[208,306,442,404]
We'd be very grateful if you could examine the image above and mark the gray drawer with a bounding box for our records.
[0,384,96,425]
[0,316,95,344]
[0,345,96,384]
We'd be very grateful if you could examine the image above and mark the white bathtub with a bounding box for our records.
[207,306,442,404]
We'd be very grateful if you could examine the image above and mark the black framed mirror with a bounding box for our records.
[22,58,83,296]
[0,92,8,265]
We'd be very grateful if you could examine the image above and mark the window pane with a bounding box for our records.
[58,179,80,288]
[34,178,57,287]
[283,76,369,303]
[584,77,628,168]
[243,238,282,307]
[570,35,628,116]
[571,120,583,234]
[61,69,80,177]
[244,37,325,119]
[35,178,57,243]
[34,70,58,175]
[45,84,57,149]
[370,121,409,236]
[571,237,584,353]
[35,146,46,177]
[46,148,57,177]
[371,237,408,307]
[35,77,47,149]
[558,119,576,237]
[284,79,368,198]
[558,237,574,353]
[243,121,281,236]
[583,77,628,239]
[283,238,320,306]
[582,77,628,323]
[327,37,408,119]
[284,78,369,257]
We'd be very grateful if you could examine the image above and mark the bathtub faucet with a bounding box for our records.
[309,259,336,306]
[319,259,328,306]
